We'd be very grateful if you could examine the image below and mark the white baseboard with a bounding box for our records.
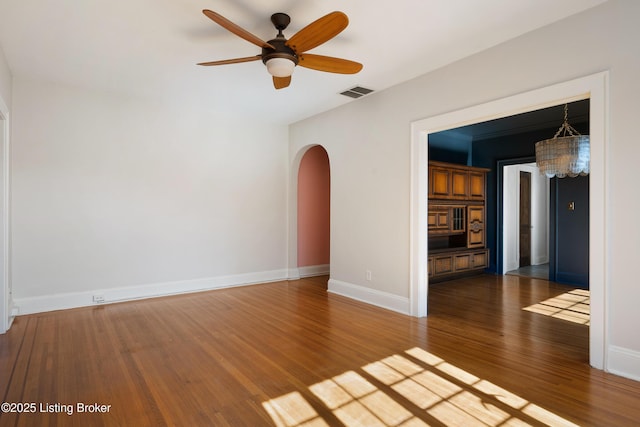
[298,264,330,278]
[288,268,301,280]
[13,269,289,315]
[328,279,410,315]
[608,345,640,382]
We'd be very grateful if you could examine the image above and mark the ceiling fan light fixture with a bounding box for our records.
[265,57,296,77]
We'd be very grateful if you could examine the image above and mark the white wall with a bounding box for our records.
[11,77,289,312]
[290,0,640,380]
[0,43,11,106]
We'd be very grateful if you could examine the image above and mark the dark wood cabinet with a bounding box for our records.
[427,161,490,282]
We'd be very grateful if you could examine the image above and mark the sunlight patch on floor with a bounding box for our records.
[523,289,590,325]
[262,347,580,426]
[262,391,330,427]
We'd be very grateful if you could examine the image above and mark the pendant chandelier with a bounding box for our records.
[535,103,589,178]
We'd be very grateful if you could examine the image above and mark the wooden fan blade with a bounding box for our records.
[197,55,262,66]
[286,11,348,54]
[273,76,291,89]
[298,54,363,74]
[203,10,274,49]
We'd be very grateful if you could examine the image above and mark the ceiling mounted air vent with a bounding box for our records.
[340,86,374,99]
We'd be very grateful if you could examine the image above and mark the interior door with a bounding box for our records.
[519,171,531,267]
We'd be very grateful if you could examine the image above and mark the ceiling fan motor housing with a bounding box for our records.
[262,37,298,66]
[262,13,298,66]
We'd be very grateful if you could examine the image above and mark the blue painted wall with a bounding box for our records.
[550,175,590,288]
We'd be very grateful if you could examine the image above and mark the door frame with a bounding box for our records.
[410,71,609,370]
[497,158,541,275]
[0,93,11,334]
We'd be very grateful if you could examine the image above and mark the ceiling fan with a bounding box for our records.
[197,10,363,89]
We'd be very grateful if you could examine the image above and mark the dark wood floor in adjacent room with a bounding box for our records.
[1,274,639,426]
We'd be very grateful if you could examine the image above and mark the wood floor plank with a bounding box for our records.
[1,274,639,426]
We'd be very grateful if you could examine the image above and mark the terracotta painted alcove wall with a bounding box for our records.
[297,146,330,270]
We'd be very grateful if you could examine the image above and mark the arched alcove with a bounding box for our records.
[297,145,330,276]
[295,145,330,278]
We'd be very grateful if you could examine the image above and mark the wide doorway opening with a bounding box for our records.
[410,72,608,370]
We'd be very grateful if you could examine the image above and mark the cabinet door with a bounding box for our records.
[429,167,450,198]
[427,207,450,233]
[467,206,485,248]
[453,253,471,272]
[433,255,453,275]
[468,172,485,200]
[451,170,469,199]
[471,250,489,269]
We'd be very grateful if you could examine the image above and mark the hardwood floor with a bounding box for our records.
[1,274,639,426]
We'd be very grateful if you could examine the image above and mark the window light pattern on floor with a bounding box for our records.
[523,289,590,325]
[262,347,580,427]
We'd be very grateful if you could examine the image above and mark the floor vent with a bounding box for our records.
[340,86,374,99]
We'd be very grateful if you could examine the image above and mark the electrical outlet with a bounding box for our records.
[366,270,372,281]
[93,295,105,303]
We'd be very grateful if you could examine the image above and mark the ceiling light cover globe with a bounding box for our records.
[266,57,295,77]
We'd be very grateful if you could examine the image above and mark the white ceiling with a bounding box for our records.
[0,0,606,125]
